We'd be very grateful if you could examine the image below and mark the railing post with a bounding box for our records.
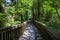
[1,32,3,40]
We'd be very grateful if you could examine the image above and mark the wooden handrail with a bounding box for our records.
[0,21,28,40]
[32,20,58,40]
[0,20,58,40]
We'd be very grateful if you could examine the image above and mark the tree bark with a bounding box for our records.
[55,8,60,19]
[21,14,23,23]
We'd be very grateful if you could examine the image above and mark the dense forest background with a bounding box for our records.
[0,0,60,37]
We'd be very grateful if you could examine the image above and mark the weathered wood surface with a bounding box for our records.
[32,20,58,40]
[0,20,58,40]
[19,20,44,40]
[0,21,28,40]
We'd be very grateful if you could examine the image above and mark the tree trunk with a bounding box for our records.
[37,0,40,21]
[21,14,23,23]
[55,8,60,19]
[32,6,35,20]
[25,11,28,20]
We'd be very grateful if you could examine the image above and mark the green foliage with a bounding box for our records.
[0,13,6,27]
[0,0,33,27]
[39,0,60,32]
[0,0,60,33]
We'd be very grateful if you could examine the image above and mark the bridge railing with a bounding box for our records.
[32,20,58,40]
[0,21,27,40]
[0,20,58,40]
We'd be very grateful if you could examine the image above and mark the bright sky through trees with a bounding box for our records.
[6,0,11,6]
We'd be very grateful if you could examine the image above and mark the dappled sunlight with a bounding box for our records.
[0,0,60,40]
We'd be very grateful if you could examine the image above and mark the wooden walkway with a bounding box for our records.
[0,20,58,40]
[19,20,44,40]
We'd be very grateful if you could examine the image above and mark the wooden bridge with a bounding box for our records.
[0,20,58,40]
[0,0,60,40]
